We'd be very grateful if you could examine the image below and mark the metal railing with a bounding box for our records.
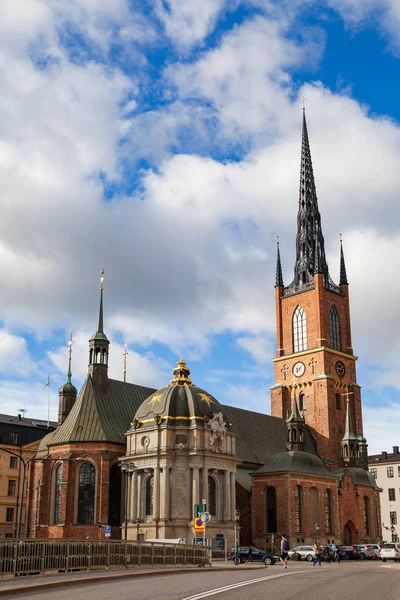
[0,540,211,577]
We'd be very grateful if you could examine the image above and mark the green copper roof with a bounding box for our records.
[334,467,379,489]
[255,450,336,477]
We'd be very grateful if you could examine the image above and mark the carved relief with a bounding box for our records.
[208,412,227,453]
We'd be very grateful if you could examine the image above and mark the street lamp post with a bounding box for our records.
[315,522,320,540]
[234,508,240,565]
[120,461,136,540]
[1,448,84,539]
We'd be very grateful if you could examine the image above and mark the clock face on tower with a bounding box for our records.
[335,360,346,378]
[293,361,306,377]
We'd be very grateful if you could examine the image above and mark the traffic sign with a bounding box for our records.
[104,525,111,537]
[193,517,204,533]
[200,511,211,524]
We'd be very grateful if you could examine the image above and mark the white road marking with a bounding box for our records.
[180,571,305,599]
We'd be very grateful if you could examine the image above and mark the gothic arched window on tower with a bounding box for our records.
[208,476,217,516]
[145,475,154,516]
[324,489,332,534]
[299,393,306,412]
[293,307,307,352]
[77,462,96,524]
[294,485,303,533]
[53,464,63,525]
[265,486,277,533]
[363,496,370,536]
[330,306,340,351]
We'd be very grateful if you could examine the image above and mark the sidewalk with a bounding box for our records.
[0,562,266,596]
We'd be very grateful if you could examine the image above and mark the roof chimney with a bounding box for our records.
[393,446,399,455]
[18,414,21,421]
[382,451,388,459]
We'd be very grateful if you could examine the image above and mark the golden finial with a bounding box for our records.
[123,344,128,383]
[171,358,192,386]
[300,96,306,111]
[100,269,104,290]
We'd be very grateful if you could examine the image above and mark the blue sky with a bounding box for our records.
[1,0,400,453]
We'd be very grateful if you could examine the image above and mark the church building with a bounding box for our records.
[25,110,381,549]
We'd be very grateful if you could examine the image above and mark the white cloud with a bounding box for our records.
[0,330,35,376]
[236,336,274,364]
[154,0,226,49]
[363,401,400,455]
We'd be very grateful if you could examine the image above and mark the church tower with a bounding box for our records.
[88,269,109,392]
[271,109,363,469]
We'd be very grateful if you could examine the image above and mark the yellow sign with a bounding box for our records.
[193,517,204,533]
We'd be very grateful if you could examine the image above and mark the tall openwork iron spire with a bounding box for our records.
[339,235,348,285]
[275,238,284,287]
[285,108,340,295]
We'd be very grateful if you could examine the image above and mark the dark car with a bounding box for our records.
[230,545,276,565]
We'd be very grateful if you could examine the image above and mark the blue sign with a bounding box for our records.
[104,525,111,537]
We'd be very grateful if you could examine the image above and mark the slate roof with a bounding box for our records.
[42,376,319,470]
[334,467,380,489]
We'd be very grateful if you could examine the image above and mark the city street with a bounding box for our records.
[0,562,398,600]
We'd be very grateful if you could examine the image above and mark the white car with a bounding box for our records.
[288,545,315,561]
[354,544,377,560]
[380,543,400,562]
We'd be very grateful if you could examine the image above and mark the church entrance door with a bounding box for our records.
[343,521,355,545]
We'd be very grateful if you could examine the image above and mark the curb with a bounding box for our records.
[0,565,266,596]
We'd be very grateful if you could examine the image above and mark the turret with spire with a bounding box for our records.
[88,269,110,391]
[58,329,77,425]
[286,388,306,451]
[341,388,360,467]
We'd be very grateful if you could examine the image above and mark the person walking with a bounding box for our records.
[248,544,253,563]
[280,534,289,569]
[312,540,322,566]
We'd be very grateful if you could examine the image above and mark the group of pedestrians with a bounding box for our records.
[312,541,341,565]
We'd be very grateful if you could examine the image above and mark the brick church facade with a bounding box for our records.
[25,111,381,549]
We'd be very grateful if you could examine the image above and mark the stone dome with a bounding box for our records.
[133,359,228,428]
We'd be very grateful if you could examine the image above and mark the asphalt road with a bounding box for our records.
[2,563,399,600]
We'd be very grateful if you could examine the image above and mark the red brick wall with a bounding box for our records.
[25,442,124,539]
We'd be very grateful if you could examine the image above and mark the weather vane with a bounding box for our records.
[123,344,128,383]
[300,96,306,111]
[100,269,104,290]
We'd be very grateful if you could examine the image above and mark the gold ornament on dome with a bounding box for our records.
[170,358,193,385]
[148,393,164,408]
[198,393,214,407]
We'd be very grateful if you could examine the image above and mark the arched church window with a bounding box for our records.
[145,476,154,516]
[330,306,340,351]
[265,487,277,533]
[294,485,303,533]
[324,489,332,534]
[299,393,306,412]
[89,348,93,365]
[310,487,318,530]
[77,462,96,524]
[208,476,216,516]
[53,464,63,525]
[363,496,370,536]
[94,348,100,363]
[293,307,307,352]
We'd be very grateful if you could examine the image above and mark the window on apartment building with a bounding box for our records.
[398,466,400,477]
[387,466,394,478]
[9,457,18,469]
[7,480,16,496]
[388,488,396,501]
[390,511,397,525]
[370,468,377,479]
[9,432,19,445]
[6,508,14,522]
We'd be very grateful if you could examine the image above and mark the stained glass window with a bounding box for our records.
[77,462,95,524]
[54,464,63,524]
[145,476,154,516]
[330,306,340,350]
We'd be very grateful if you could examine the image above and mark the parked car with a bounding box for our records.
[288,546,315,562]
[380,543,400,562]
[354,544,377,560]
[336,545,361,560]
[230,546,277,565]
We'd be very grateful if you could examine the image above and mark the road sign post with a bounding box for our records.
[200,512,211,548]
[104,525,111,538]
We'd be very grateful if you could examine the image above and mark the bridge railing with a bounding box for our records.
[0,540,211,577]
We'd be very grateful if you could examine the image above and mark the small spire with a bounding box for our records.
[275,237,284,287]
[67,328,73,383]
[286,387,304,423]
[123,344,128,383]
[97,269,104,334]
[342,387,356,441]
[339,235,348,285]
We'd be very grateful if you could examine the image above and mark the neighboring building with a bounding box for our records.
[0,414,55,538]
[369,448,400,542]
[26,110,381,549]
